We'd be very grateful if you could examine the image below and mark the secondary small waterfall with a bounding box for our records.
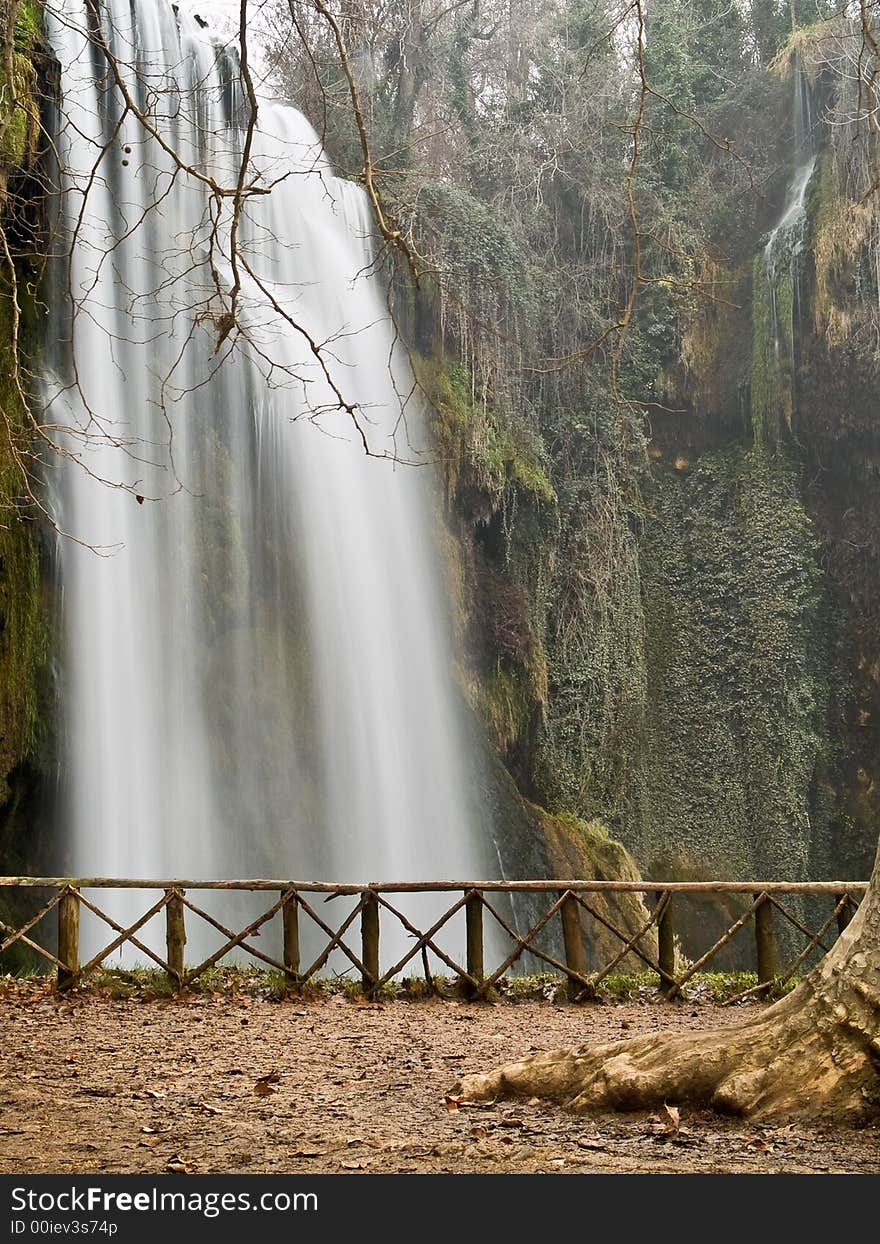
[43,0,498,963]
[752,56,817,442]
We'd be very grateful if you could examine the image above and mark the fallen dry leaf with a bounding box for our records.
[254,1071,281,1097]
[663,1103,681,1133]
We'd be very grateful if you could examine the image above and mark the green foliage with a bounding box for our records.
[0,1,41,171]
[419,354,555,512]
[745,1,838,67]
[413,181,532,298]
[646,1,748,115]
[596,970,797,1002]
[13,0,42,48]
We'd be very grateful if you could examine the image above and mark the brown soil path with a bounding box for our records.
[1,986,878,1174]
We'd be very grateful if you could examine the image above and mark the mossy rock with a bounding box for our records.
[526,801,658,973]
[414,352,556,514]
[0,2,53,892]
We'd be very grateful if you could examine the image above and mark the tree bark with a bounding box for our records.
[453,846,880,1120]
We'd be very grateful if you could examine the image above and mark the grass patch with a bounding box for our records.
[0,966,801,1004]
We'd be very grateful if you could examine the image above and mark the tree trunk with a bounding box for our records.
[453,846,880,1120]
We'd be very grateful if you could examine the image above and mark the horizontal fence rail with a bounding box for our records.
[0,878,869,1002]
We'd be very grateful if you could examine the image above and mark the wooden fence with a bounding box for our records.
[0,877,868,1003]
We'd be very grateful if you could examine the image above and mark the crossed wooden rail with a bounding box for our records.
[0,877,868,1001]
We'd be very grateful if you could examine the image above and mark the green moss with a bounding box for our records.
[534,460,647,821]
[0,290,46,803]
[637,447,839,884]
[808,161,838,337]
[0,3,41,174]
[0,3,54,926]
[416,353,556,510]
[0,304,47,963]
[13,1,42,47]
[417,350,557,776]
[527,800,658,969]
[537,805,642,883]
[506,443,555,507]
[751,255,795,444]
[476,660,535,759]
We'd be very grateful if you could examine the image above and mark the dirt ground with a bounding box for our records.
[1,983,879,1175]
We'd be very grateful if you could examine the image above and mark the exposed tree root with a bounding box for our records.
[453,881,880,1120]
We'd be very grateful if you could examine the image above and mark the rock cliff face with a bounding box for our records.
[0,1,55,954]
[424,48,880,957]
[624,60,880,896]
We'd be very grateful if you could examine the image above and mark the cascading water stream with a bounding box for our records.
[765,56,816,272]
[753,55,817,443]
[44,0,499,964]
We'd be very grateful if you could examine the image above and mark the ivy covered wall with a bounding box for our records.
[637,448,845,882]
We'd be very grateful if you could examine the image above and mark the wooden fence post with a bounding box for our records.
[465,890,484,997]
[560,891,586,1001]
[657,891,675,996]
[836,893,853,935]
[754,893,777,997]
[361,891,379,995]
[57,888,79,991]
[165,889,186,987]
[282,890,300,979]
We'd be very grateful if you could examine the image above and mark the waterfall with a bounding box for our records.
[43,0,497,964]
[752,56,817,443]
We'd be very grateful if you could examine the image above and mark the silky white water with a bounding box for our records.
[44,0,496,965]
[755,53,818,436]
